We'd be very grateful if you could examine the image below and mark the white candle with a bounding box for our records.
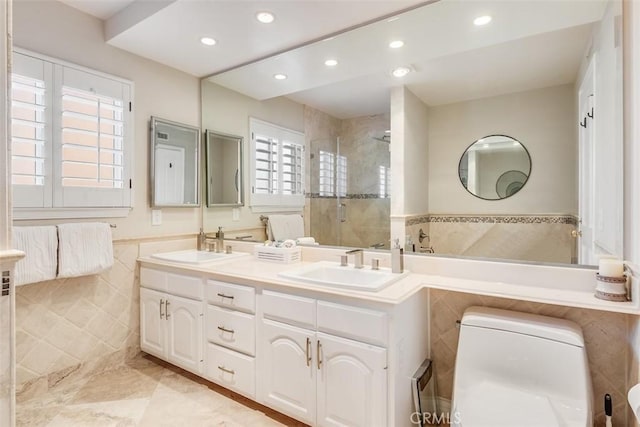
[599,258,625,278]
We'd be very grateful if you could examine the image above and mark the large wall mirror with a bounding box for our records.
[201,0,623,267]
[205,130,243,207]
[150,116,200,207]
[458,135,531,200]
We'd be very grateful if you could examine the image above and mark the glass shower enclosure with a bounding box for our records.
[308,131,391,248]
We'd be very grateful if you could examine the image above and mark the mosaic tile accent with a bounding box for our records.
[307,193,389,199]
[430,289,629,427]
[406,214,578,226]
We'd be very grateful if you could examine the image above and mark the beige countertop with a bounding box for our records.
[138,245,640,314]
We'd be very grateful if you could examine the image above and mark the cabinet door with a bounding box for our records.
[140,287,166,359]
[316,332,387,427]
[166,294,203,374]
[259,319,316,425]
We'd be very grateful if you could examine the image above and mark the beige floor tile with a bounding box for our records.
[70,365,163,405]
[46,398,149,427]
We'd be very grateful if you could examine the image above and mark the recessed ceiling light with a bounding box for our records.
[200,37,217,46]
[473,15,492,26]
[256,11,275,24]
[389,40,404,49]
[273,73,287,80]
[324,59,338,67]
[392,67,411,78]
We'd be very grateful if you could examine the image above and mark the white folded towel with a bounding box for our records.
[13,226,58,286]
[267,214,305,241]
[296,237,318,246]
[57,222,114,278]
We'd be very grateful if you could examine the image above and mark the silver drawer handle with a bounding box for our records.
[217,325,235,334]
[217,293,235,300]
[218,365,235,375]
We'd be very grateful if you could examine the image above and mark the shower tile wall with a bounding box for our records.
[305,106,391,248]
[405,214,576,263]
[430,289,629,427]
[15,240,141,401]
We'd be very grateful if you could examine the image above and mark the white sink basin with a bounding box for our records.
[278,261,409,291]
[150,249,247,264]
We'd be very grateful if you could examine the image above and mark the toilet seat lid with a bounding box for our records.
[454,381,588,427]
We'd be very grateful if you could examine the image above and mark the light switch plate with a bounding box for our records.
[152,209,162,226]
[232,208,240,221]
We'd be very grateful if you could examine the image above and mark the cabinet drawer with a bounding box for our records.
[206,305,255,356]
[167,272,203,300]
[262,290,316,330]
[317,301,387,347]
[140,267,167,292]
[205,343,255,398]
[207,280,255,313]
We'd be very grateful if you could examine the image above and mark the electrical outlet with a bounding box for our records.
[152,209,162,226]
[232,208,240,221]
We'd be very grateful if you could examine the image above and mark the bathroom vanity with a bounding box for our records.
[138,249,429,427]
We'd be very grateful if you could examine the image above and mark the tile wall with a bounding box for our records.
[14,240,142,401]
[405,214,577,263]
[430,289,630,426]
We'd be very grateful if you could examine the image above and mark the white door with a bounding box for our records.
[259,319,316,424]
[166,294,202,374]
[316,332,387,427]
[155,144,185,205]
[578,56,596,265]
[140,287,166,359]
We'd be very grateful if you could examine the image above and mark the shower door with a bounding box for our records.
[309,133,390,248]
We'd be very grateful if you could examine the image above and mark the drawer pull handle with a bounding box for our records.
[165,300,170,318]
[218,365,235,375]
[317,340,322,370]
[217,293,235,300]
[306,337,311,367]
[159,298,165,319]
[217,326,235,334]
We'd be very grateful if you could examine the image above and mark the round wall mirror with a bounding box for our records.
[458,135,531,200]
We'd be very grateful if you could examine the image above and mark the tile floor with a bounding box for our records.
[17,354,305,426]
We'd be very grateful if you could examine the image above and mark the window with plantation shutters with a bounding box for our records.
[249,118,305,209]
[318,150,347,197]
[11,50,133,218]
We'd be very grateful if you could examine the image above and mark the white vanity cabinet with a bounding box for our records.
[139,267,204,375]
[204,280,257,398]
[258,290,388,426]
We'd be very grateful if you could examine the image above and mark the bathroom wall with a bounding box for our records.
[13,0,201,240]
[405,214,577,262]
[201,80,305,235]
[427,84,577,215]
[305,106,390,247]
[10,0,202,393]
[430,289,629,426]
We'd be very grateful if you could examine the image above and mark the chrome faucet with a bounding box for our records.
[345,248,364,269]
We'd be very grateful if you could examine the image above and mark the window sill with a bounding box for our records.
[13,207,131,221]
[250,206,304,214]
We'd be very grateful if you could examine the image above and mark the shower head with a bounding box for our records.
[372,134,390,144]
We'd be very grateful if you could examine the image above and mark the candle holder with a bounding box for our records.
[594,273,629,302]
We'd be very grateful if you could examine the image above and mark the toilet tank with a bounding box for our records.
[452,307,593,426]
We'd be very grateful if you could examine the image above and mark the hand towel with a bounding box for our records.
[296,237,318,246]
[57,222,114,278]
[13,226,58,285]
[267,214,305,241]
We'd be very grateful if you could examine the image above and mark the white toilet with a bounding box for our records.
[451,307,593,427]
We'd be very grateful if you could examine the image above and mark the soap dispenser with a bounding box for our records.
[197,228,206,251]
[391,238,404,273]
[216,226,224,253]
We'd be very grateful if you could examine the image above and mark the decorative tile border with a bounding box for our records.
[406,214,578,226]
[307,193,390,199]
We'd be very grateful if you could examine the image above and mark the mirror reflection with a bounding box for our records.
[205,130,243,207]
[202,0,623,266]
[458,135,531,201]
[150,116,200,207]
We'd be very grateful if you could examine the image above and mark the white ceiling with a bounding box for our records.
[59,0,608,119]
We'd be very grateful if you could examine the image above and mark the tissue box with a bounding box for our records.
[254,244,302,264]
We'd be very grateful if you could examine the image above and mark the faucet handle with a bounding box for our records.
[371,258,380,270]
[340,255,348,267]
